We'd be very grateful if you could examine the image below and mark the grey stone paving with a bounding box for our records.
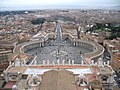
[26,39,92,64]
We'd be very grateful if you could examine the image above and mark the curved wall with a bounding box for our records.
[14,33,104,65]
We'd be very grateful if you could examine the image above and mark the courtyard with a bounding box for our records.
[26,39,92,64]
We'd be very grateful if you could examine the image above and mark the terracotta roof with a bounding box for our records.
[4,81,16,89]
[112,53,120,68]
[90,79,102,88]
[11,53,28,61]
[91,66,100,74]
[99,66,113,74]
[40,69,76,90]
[113,53,120,59]
[86,74,96,82]
[85,58,91,64]
[17,53,28,60]
[11,53,18,61]
[7,66,26,73]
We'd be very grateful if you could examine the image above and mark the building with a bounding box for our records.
[0,63,114,90]
[0,21,116,90]
[103,39,120,70]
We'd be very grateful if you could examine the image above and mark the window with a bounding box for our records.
[101,76,109,83]
[102,76,108,81]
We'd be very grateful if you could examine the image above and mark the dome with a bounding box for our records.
[28,74,41,87]
[32,74,38,79]
[12,85,17,90]
[75,73,88,86]
[78,73,86,78]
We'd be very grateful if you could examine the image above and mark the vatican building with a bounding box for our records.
[0,21,115,90]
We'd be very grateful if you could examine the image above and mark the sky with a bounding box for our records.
[0,0,120,10]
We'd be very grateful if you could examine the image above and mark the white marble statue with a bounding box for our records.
[68,59,71,65]
[57,59,60,65]
[91,60,94,65]
[81,60,84,65]
[52,61,55,66]
[9,61,12,66]
[34,60,37,65]
[43,60,46,66]
[103,62,106,66]
[72,60,75,65]
[98,58,103,66]
[62,59,65,65]
[107,60,110,66]
[47,60,50,65]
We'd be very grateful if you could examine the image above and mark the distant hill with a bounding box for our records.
[113,5,120,8]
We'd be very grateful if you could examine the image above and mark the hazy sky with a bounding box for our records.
[0,0,120,10]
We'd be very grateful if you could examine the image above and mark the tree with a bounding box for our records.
[31,18,46,25]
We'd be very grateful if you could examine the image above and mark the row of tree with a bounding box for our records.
[31,18,46,25]
[86,23,120,39]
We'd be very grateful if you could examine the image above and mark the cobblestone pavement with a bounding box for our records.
[26,39,92,64]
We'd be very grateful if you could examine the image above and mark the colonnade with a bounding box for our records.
[13,33,104,66]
